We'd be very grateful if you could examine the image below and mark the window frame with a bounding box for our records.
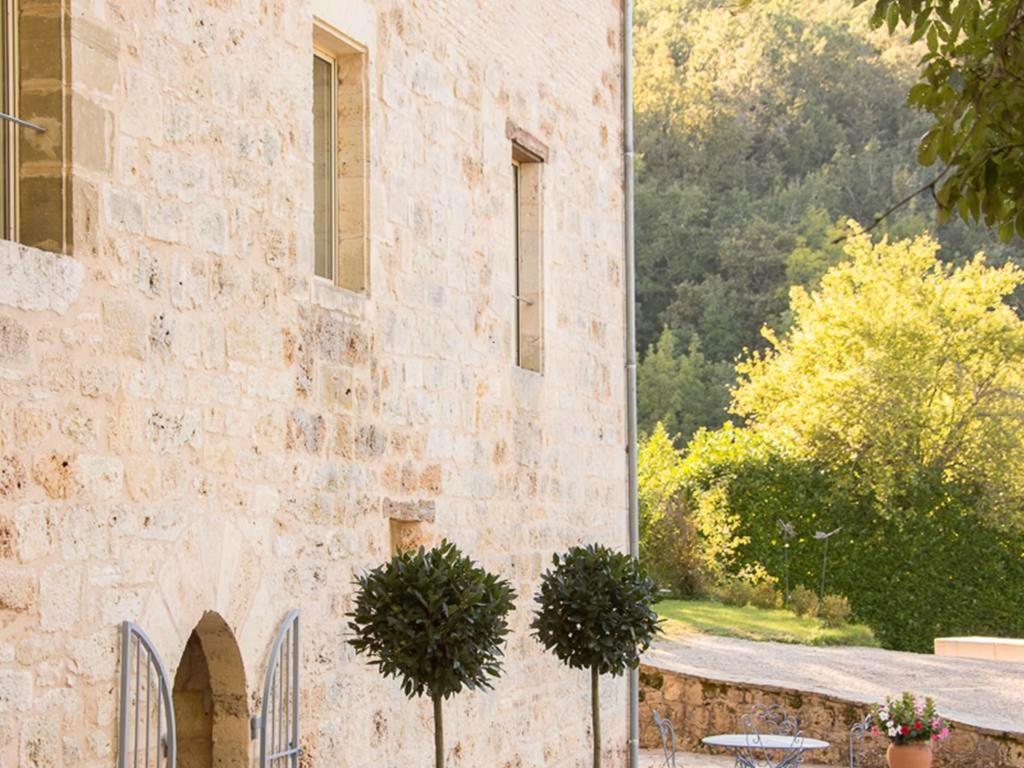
[512,158,522,365]
[2,0,17,242]
[311,20,370,295]
[312,45,338,283]
[0,0,69,252]
[512,142,544,373]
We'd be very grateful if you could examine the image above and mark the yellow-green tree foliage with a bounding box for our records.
[733,229,1024,522]
[638,424,706,595]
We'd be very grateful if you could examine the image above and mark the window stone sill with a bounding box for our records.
[0,239,83,315]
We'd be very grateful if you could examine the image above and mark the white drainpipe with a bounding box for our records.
[623,0,641,766]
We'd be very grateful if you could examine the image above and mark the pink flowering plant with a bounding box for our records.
[869,692,951,745]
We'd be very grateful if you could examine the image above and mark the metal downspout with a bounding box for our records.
[623,0,640,767]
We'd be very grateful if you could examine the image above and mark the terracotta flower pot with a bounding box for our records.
[887,742,933,768]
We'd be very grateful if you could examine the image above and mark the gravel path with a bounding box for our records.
[645,634,1024,733]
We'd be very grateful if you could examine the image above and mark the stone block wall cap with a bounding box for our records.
[383,498,436,523]
[506,119,549,163]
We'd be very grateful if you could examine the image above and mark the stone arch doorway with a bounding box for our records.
[172,611,250,768]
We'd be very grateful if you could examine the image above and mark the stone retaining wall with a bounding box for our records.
[639,664,1024,768]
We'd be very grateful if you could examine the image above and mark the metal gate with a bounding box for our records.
[258,609,301,768]
[118,622,176,768]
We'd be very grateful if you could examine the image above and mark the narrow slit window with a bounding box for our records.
[2,1,11,239]
[1,0,70,251]
[513,144,543,372]
[313,50,335,281]
[312,24,369,292]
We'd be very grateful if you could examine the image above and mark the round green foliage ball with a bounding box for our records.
[532,543,661,676]
[348,539,517,701]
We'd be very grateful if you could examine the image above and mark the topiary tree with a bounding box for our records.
[532,544,661,768]
[348,540,517,768]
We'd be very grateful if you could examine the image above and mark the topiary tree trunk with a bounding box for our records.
[434,694,444,768]
[591,666,601,768]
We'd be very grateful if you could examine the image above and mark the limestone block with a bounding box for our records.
[57,504,109,560]
[226,317,261,363]
[0,517,13,559]
[146,198,189,244]
[0,242,84,314]
[20,712,61,767]
[71,96,112,173]
[103,187,144,234]
[149,149,208,202]
[13,503,55,562]
[125,459,160,501]
[194,206,228,255]
[163,101,196,143]
[170,255,209,310]
[318,363,354,411]
[0,670,32,713]
[102,298,147,359]
[70,19,119,96]
[79,365,120,399]
[120,69,164,143]
[145,407,200,453]
[59,408,97,447]
[33,453,80,500]
[39,565,80,631]
[287,408,325,454]
[76,455,124,500]
[149,311,175,359]
[0,456,27,500]
[0,566,36,612]
[0,317,29,363]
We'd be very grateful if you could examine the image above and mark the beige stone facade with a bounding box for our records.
[0,1,629,766]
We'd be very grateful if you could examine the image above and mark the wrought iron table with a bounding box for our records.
[702,733,830,768]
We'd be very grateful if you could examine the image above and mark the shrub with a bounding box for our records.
[533,544,660,768]
[750,580,781,610]
[716,578,755,607]
[789,586,819,617]
[820,594,851,628]
[639,425,707,596]
[348,540,517,768]
[681,428,1024,651]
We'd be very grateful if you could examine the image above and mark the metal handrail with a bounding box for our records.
[0,111,45,132]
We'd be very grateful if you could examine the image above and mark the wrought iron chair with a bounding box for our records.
[652,708,678,767]
[736,704,805,768]
[848,714,873,768]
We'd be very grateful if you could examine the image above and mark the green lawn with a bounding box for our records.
[656,599,878,647]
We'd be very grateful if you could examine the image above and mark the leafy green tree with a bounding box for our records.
[849,1,1024,238]
[681,422,1024,650]
[348,541,517,768]
[733,228,1024,522]
[532,545,660,768]
[638,423,707,594]
[633,0,1016,437]
[637,328,733,441]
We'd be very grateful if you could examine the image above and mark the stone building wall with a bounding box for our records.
[639,665,1024,768]
[0,1,629,766]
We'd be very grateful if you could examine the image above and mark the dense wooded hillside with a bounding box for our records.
[634,0,1017,442]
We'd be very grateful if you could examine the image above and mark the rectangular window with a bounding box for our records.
[1,0,70,252]
[2,2,9,239]
[313,50,335,281]
[312,24,369,293]
[513,144,543,372]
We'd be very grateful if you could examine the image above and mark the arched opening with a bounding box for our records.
[173,612,250,768]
